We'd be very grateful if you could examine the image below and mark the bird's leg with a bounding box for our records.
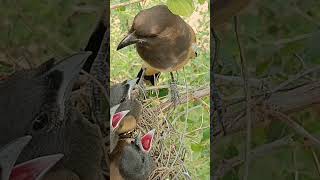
[137,68,147,98]
[169,72,181,107]
[137,68,146,86]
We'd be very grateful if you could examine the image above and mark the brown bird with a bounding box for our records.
[110,129,155,180]
[213,0,252,28]
[117,5,197,85]
[111,78,142,134]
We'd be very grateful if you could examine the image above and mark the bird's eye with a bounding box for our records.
[120,97,126,103]
[195,52,198,57]
[32,112,49,131]
[148,34,157,38]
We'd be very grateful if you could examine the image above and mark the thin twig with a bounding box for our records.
[270,65,320,94]
[159,86,209,111]
[234,16,252,180]
[311,148,320,177]
[111,0,145,10]
[211,23,226,136]
[267,110,320,150]
[262,32,315,47]
[293,146,299,180]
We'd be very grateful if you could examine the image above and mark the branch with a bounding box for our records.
[159,86,210,111]
[215,74,265,88]
[214,80,320,138]
[266,110,320,150]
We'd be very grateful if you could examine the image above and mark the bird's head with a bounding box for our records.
[116,5,177,50]
[0,52,91,140]
[118,129,155,179]
[111,108,130,132]
[110,78,139,107]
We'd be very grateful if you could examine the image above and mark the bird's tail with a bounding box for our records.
[136,68,161,86]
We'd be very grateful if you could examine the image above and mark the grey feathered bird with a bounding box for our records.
[110,129,155,180]
[0,52,105,180]
[0,135,63,180]
[110,78,142,134]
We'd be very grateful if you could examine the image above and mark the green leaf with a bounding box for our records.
[201,128,210,142]
[191,143,203,152]
[167,0,195,17]
[198,0,206,5]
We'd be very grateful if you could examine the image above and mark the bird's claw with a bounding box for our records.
[170,81,181,107]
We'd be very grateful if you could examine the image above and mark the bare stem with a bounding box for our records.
[234,16,252,180]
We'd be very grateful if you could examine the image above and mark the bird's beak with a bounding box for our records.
[117,32,140,50]
[10,154,64,180]
[43,52,92,110]
[110,104,121,117]
[126,78,139,99]
[0,136,32,180]
[111,110,130,131]
[139,129,155,153]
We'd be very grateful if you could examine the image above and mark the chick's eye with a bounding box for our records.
[32,113,49,131]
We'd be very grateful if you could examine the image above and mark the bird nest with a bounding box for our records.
[72,77,191,179]
[124,88,191,180]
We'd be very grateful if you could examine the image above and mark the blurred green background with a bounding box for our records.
[110,0,210,179]
[0,0,104,72]
[214,0,320,179]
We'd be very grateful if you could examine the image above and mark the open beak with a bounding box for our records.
[10,154,63,180]
[0,136,32,180]
[139,129,155,153]
[110,104,120,117]
[111,110,130,131]
[117,32,140,50]
[126,78,139,100]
